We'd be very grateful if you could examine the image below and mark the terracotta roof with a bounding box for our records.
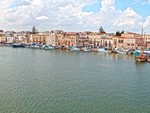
[66,32,78,35]
[117,36,125,38]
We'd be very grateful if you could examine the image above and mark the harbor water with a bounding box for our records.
[0,47,150,113]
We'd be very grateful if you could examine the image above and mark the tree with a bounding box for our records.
[121,30,124,34]
[115,30,124,36]
[32,26,37,34]
[115,31,121,36]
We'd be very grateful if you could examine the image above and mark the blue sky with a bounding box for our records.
[83,2,100,12]
[115,0,150,18]
[83,0,150,18]
[1,0,150,33]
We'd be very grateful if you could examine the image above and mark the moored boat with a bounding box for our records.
[144,48,150,54]
[5,44,12,47]
[97,48,106,52]
[114,48,126,54]
[30,44,40,49]
[147,56,150,62]
[82,47,91,52]
[147,58,150,62]
[136,55,147,62]
[70,46,80,52]
[12,43,21,48]
[44,45,54,50]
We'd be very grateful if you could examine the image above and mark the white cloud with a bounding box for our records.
[0,0,150,33]
[143,16,150,33]
[112,7,142,32]
[101,0,115,12]
[35,16,49,20]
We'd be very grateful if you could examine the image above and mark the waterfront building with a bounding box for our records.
[30,33,48,44]
[121,32,142,49]
[112,36,118,48]
[0,34,6,44]
[6,36,14,44]
[85,32,102,48]
[50,30,64,46]
[144,34,150,48]
[48,31,56,46]
[16,31,27,43]
[113,36,125,49]
[4,31,15,44]
[100,34,113,49]
[55,32,65,47]
[26,31,31,43]
[123,37,136,49]
[76,32,89,47]
[1,28,150,50]
[63,32,78,47]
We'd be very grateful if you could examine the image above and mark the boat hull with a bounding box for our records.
[136,58,147,62]
[147,58,150,62]
[70,47,80,52]
[136,55,147,62]
[44,47,54,50]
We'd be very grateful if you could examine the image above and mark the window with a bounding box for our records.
[118,40,123,43]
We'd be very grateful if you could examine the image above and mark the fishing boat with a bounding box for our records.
[70,46,80,52]
[136,55,147,62]
[5,43,12,47]
[44,45,54,50]
[127,49,135,54]
[30,43,40,49]
[144,48,150,54]
[97,47,106,52]
[147,58,150,62]
[12,43,21,48]
[82,47,91,52]
[114,48,126,54]
[40,45,45,49]
[147,56,150,62]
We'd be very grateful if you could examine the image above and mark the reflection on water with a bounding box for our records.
[0,47,150,113]
[95,52,135,61]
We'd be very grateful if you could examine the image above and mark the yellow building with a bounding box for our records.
[144,34,150,48]
[121,32,142,49]
[63,32,78,47]
[84,32,102,47]
[0,35,6,44]
[30,34,49,44]
[100,34,113,49]
[55,33,65,46]
[77,32,89,47]
[113,36,125,49]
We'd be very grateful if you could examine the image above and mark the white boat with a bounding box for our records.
[126,49,135,54]
[144,49,150,54]
[82,47,91,52]
[114,48,126,54]
[136,55,147,62]
[30,44,40,49]
[70,46,80,52]
[147,57,150,62]
[40,45,46,49]
[44,45,54,50]
[5,44,12,47]
[97,48,106,52]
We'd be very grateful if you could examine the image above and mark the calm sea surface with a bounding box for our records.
[0,47,150,113]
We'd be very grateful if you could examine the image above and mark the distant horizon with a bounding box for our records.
[0,27,146,35]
